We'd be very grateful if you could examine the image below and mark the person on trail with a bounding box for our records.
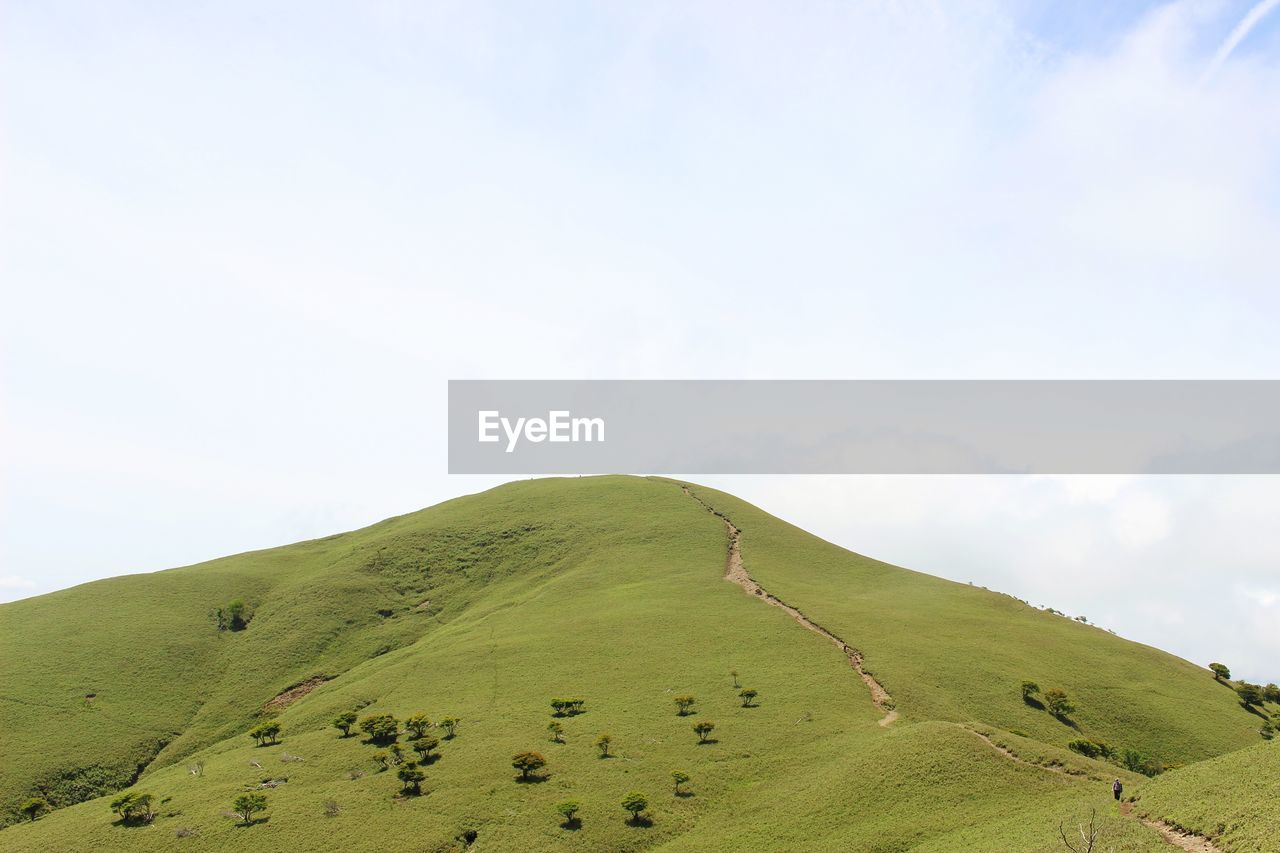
[1112,779,1123,801]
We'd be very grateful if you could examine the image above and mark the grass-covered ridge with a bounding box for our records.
[1133,739,1280,851]
[0,475,1274,850]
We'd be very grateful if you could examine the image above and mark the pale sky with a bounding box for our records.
[3,1,1280,682]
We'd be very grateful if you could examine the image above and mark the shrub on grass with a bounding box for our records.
[1237,683,1264,707]
[397,762,425,795]
[694,721,716,743]
[1067,739,1114,760]
[358,713,399,743]
[596,733,613,757]
[110,792,139,821]
[404,713,432,738]
[512,752,546,781]
[1263,683,1280,704]
[1209,662,1231,681]
[674,695,696,716]
[1020,681,1040,702]
[556,801,580,826]
[621,791,648,824]
[20,797,49,822]
[411,734,440,760]
[249,720,281,746]
[130,793,156,824]
[213,599,252,631]
[440,717,460,738]
[232,792,267,825]
[672,770,690,795]
[333,711,358,737]
[548,721,564,743]
[739,688,758,707]
[1043,689,1074,720]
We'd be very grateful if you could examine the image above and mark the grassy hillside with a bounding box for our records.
[1133,739,1280,851]
[0,476,1273,850]
[683,481,1266,766]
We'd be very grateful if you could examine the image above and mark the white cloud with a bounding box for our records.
[0,575,38,603]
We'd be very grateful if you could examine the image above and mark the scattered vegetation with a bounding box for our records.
[410,735,439,761]
[232,792,267,826]
[511,752,546,782]
[673,695,696,716]
[1066,739,1114,761]
[1209,662,1231,682]
[396,762,425,795]
[109,791,156,825]
[212,599,252,632]
[19,798,48,823]
[332,710,358,737]
[248,720,281,746]
[739,688,758,707]
[621,791,649,825]
[2,477,1275,849]
[595,733,613,758]
[555,800,580,828]
[1236,683,1264,707]
[1042,688,1075,721]
[404,713,432,738]
[358,714,399,744]
[693,721,716,744]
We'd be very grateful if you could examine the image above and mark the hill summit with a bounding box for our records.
[1,476,1275,850]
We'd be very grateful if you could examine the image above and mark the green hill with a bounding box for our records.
[0,476,1274,850]
[1133,738,1280,851]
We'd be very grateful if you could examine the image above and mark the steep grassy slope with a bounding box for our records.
[1134,740,1280,851]
[682,481,1266,767]
[0,476,1272,850]
[0,488,553,820]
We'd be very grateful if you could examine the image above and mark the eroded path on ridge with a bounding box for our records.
[967,729,1223,852]
[680,486,898,726]
[1119,804,1224,853]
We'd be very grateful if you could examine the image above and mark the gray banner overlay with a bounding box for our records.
[448,380,1280,474]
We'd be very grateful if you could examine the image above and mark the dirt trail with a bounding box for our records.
[1134,815,1223,853]
[966,727,1072,775]
[681,486,898,727]
[969,730,1223,852]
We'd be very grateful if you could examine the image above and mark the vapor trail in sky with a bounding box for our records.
[1201,0,1280,83]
